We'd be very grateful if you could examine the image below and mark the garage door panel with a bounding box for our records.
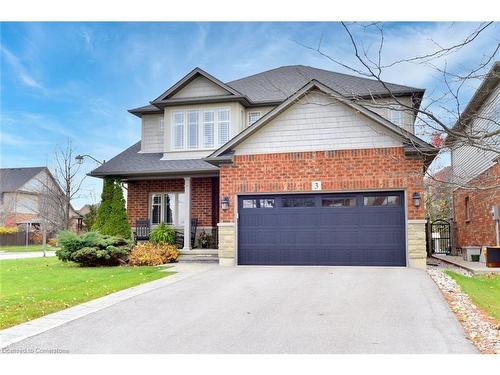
[238,192,405,266]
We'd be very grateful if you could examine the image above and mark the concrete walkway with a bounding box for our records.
[432,254,500,274]
[1,266,476,354]
[0,250,56,260]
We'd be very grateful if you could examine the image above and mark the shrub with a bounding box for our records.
[150,223,176,245]
[56,231,133,267]
[0,226,18,235]
[128,242,179,266]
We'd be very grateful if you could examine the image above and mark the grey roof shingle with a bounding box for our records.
[226,65,423,103]
[129,65,424,115]
[90,142,218,177]
[0,167,45,193]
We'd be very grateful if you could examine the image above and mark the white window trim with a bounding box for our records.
[248,111,261,126]
[149,192,185,228]
[389,107,403,126]
[171,107,230,150]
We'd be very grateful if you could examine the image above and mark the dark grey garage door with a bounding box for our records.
[238,191,406,266]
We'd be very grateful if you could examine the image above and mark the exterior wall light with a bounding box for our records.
[221,196,230,211]
[412,192,421,208]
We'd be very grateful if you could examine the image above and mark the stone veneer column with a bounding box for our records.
[407,219,427,269]
[217,223,235,266]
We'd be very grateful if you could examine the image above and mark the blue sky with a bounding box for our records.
[1,22,498,208]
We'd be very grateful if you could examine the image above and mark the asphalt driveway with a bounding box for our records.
[4,266,476,353]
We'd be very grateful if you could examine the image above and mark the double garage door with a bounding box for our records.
[238,191,406,266]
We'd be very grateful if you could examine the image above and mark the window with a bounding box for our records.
[390,108,403,126]
[465,196,470,222]
[203,111,214,148]
[188,111,198,149]
[172,112,184,149]
[248,112,261,126]
[282,197,315,208]
[242,198,275,208]
[218,109,230,145]
[150,193,186,226]
[322,197,356,207]
[159,117,164,131]
[364,195,401,206]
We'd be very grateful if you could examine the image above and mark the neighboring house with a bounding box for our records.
[90,65,437,268]
[0,167,81,231]
[446,62,500,250]
[424,166,453,222]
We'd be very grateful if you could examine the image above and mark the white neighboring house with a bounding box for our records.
[0,167,81,231]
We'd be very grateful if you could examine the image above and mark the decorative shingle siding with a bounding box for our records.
[219,147,425,223]
[453,162,500,248]
[127,177,217,227]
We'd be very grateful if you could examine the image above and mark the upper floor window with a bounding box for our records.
[218,109,230,145]
[172,112,184,150]
[248,111,261,126]
[188,111,199,149]
[203,111,214,148]
[390,107,403,126]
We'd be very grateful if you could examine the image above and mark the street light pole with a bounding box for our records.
[75,154,105,165]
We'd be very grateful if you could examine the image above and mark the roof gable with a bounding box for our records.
[151,68,242,103]
[0,167,46,193]
[207,80,436,161]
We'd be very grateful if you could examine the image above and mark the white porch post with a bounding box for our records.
[183,176,192,251]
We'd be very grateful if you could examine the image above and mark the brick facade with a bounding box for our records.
[453,162,500,248]
[219,147,425,222]
[127,177,218,228]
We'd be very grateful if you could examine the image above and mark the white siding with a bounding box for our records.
[451,84,500,184]
[234,90,402,155]
[357,96,415,134]
[171,76,231,98]
[141,114,164,153]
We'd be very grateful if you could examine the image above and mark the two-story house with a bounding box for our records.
[446,62,500,251]
[90,65,437,268]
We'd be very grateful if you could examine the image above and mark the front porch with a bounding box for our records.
[127,176,219,250]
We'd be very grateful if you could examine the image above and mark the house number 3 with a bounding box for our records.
[312,181,322,191]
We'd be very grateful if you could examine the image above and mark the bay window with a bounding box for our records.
[150,192,186,226]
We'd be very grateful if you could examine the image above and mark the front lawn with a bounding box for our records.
[0,257,173,329]
[445,271,500,321]
[0,245,57,252]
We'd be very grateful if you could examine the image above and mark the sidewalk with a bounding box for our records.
[0,251,56,260]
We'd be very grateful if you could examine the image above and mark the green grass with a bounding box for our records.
[0,245,58,252]
[0,257,173,329]
[445,271,500,321]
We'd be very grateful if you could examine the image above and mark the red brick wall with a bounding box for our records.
[127,177,216,227]
[219,147,425,222]
[453,162,500,247]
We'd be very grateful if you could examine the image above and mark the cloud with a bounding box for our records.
[0,45,44,90]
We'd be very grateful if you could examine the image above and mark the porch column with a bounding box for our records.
[183,176,192,251]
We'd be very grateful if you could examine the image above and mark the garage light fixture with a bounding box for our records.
[412,192,421,208]
[221,196,230,211]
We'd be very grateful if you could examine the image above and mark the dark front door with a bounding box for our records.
[237,191,406,266]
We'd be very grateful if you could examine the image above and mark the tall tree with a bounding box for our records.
[92,177,114,232]
[107,179,131,239]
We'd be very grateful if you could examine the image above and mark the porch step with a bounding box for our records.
[179,249,218,256]
[178,252,219,264]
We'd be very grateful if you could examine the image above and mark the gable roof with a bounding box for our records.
[151,67,243,105]
[0,167,46,193]
[129,65,424,117]
[206,80,436,165]
[445,61,500,147]
[89,142,219,178]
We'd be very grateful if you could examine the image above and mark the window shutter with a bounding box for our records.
[218,109,230,145]
[188,111,198,148]
[172,112,184,149]
[203,111,214,148]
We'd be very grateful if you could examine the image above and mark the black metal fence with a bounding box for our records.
[429,219,451,255]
